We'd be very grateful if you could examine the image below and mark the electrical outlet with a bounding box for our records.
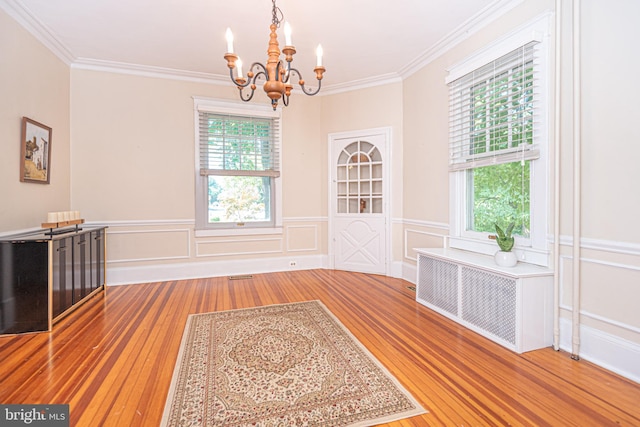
[289,260,297,267]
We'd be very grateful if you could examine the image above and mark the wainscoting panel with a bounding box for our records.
[581,258,640,329]
[559,254,640,339]
[196,237,283,257]
[107,228,190,262]
[404,228,447,261]
[286,224,318,252]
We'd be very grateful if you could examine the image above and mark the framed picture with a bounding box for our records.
[20,117,52,184]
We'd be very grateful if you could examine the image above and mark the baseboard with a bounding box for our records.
[559,318,640,384]
[388,260,405,279]
[107,254,329,286]
[402,262,418,285]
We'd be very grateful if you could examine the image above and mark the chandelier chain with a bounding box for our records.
[271,0,284,27]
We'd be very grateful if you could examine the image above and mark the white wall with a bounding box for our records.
[580,0,640,244]
[69,68,331,283]
[0,8,70,232]
[401,0,640,382]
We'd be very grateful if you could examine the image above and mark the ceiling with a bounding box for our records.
[2,0,522,93]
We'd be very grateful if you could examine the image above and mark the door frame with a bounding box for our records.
[328,127,392,275]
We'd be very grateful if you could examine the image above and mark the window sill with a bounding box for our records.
[195,227,283,238]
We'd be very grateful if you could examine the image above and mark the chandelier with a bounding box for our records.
[223,0,326,110]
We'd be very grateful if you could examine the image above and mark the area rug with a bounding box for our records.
[160,300,426,426]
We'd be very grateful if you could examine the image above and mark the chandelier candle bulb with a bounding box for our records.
[236,58,243,78]
[316,44,323,67]
[225,28,234,53]
[284,21,292,46]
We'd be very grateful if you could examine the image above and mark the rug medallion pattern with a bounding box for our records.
[161,300,425,426]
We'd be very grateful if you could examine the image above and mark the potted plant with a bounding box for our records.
[493,222,517,267]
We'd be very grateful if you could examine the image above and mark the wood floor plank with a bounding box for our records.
[1,269,639,426]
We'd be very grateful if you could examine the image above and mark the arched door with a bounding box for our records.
[330,129,389,275]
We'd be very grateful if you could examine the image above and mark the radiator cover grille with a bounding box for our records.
[417,255,458,315]
[460,266,517,345]
[417,254,518,347]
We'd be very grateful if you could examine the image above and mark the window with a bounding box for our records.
[446,17,549,266]
[194,99,282,233]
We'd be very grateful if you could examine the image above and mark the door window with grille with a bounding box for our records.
[336,140,382,214]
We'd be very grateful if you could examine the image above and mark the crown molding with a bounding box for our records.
[319,73,403,96]
[71,58,230,85]
[71,58,404,96]
[0,0,75,64]
[398,0,525,80]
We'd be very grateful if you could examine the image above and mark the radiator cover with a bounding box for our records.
[416,248,553,353]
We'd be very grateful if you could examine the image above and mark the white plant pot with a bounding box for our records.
[494,250,517,267]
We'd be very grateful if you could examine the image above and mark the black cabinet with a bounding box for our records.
[52,237,73,318]
[73,232,91,303]
[0,226,107,335]
[0,241,49,334]
[91,229,105,295]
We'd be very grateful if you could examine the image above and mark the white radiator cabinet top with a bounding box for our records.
[415,247,554,354]
[415,247,553,278]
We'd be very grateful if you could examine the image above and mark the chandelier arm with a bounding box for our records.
[251,70,267,82]
[238,68,270,102]
[238,86,256,102]
[288,68,323,96]
[249,61,268,75]
[228,62,268,89]
[228,67,242,86]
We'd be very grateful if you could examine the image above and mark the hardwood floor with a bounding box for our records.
[1,269,639,426]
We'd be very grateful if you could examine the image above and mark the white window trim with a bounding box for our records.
[193,97,283,237]
[447,14,551,267]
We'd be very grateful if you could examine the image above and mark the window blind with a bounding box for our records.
[448,42,540,172]
[198,112,280,177]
